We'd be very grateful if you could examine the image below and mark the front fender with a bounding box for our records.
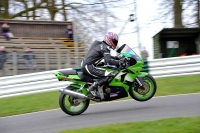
[137,72,148,77]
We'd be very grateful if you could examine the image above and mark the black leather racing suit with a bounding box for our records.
[81,40,120,86]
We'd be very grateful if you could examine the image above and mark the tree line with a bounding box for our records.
[1,0,199,28]
[156,0,200,28]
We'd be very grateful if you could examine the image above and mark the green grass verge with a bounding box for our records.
[0,74,200,117]
[58,116,200,133]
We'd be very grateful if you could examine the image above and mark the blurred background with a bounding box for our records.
[1,0,200,77]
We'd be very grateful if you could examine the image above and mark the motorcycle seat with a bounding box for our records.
[59,70,77,76]
[77,72,98,82]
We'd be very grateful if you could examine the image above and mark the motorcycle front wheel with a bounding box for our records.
[59,87,90,116]
[129,74,157,102]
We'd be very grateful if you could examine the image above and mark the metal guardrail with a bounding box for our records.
[1,55,200,98]
[148,55,200,78]
[0,68,71,98]
[148,55,200,67]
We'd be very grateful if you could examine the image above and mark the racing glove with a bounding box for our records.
[119,57,127,68]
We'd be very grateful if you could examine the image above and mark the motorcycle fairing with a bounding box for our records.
[138,72,148,77]
[53,71,85,84]
[103,87,128,101]
[108,69,130,93]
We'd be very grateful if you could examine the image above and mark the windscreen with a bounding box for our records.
[120,44,142,61]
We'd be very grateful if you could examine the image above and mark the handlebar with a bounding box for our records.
[117,57,130,71]
[112,57,130,75]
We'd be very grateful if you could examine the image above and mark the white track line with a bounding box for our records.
[1,92,200,119]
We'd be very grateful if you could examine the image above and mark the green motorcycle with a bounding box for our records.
[53,44,157,116]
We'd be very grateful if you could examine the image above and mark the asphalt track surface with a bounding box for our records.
[1,93,200,133]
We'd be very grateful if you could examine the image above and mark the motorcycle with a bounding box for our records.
[53,44,157,116]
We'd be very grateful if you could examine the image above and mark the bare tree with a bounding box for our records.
[1,0,130,47]
[45,0,58,20]
[10,0,46,19]
[62,0,67,21]
[187,0,200,27]
[196,0,200,27]
[153,0,200,28]
[153,0,183,28]
[174,0,183,27]
[0,0,9,18]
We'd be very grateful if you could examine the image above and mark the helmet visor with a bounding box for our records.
[113,38,118,46]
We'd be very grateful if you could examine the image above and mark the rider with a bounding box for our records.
[81,32,125,98]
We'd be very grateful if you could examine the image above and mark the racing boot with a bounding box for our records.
[87,74,114,98]
[87,82,99,98]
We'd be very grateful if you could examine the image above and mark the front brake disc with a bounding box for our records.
[137,82,150,95]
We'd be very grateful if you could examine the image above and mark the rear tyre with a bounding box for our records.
[129,74,157,101]
[59,86,90,115]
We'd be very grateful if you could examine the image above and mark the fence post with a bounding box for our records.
[56,48,61,69]
[12,52,18,75]
[66,50,71,68]
[72,21,80,67]
[45,52,50,70]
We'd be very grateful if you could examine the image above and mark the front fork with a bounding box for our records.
[135,76,146,91]
[135,76,144,87]
[134,71,148,89]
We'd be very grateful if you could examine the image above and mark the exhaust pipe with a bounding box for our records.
[59,88,89,100]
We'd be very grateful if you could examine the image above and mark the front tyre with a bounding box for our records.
[129,74,157,102]
[59,87,90,116]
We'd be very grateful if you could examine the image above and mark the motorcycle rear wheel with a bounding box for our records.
[129,74,157,102]
[59,87,90,115]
